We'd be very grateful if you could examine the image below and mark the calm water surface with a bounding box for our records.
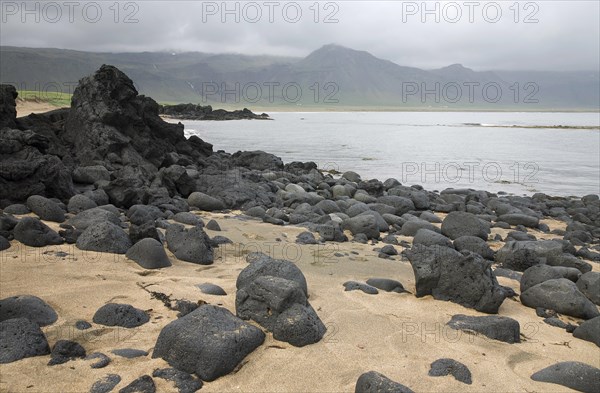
[180,112,600,196]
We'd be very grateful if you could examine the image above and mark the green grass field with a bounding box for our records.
[17,90,72,107]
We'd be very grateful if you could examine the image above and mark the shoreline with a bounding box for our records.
[17,99,600,117]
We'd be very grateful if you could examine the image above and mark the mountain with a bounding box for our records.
[1,45,598,110]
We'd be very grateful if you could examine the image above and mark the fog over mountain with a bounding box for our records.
[1,1,598,72]
[1,45,598,109]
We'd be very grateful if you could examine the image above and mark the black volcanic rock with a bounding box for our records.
[90,374,121,393]
[33,65,216,209]
[0,84,18,128]
[447,314,521,344]
[152,368,203,393]
[64,65,212,169]
[119,375,156,393]
[126,238,172,269]
[27,195,65,222]
[152,305,265,382]
[93,303,149,328]
[573,316,600,347]
[76,221,132,254]
[0,295,58,326]
[355,371,414,393]
[159,103,270,121]
[428,358,472,385]
[165,224,214,265]
[0,318,50,364]
[0,85,75,202]
[521,279,599,320]
[405,244,506,313]
[48,340,86,365]
[13,217,63,247]
[236,253,307,295]
[0,128,75,203]
[531,362,600,393]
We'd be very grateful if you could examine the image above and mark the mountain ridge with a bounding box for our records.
[1,45,598,110]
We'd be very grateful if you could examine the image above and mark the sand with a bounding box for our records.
[15,99,63,117]
[0,213,598,393]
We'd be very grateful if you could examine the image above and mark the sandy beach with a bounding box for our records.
[1,212,598,393]
[15,99,63,117]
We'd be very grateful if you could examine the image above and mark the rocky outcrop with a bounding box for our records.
[159,104,270,120]
[64,65,212,168]
[0,128,75,203]
[0,84,18,129]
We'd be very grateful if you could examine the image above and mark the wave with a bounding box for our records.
[461,123,599,130]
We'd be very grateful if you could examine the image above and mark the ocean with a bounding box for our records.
[180,111,600,196]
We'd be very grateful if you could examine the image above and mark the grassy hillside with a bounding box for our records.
[17,90,72,107]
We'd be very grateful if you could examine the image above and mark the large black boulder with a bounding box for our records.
[520,279,599,320]
[441,211,490,240]
[126,204,164,226]
[531,362,600,393]
[165,224,214,265]
[0,295,58,326]
[66,207,121,230]
[577,272,600,305]
[188,192,226,211]
[453,236,494,260]
[520,264,581,293]
[0,318,50,364]
[13,217,63,247]
[26,195,65,222]
[232,150,283,171]
[236,275,305,330]
[194,168,275,210]
[272,303,327,347]
[413,229,453,248]
[48,340,86,366]
[236,253,308,295]
[405,244,506,313]
[76,221,132,254]
[152,305,265,382]
[573,316,600,347]
[447,314,520,344]
[343,215,380,240]
[67,194,98,214]
[495,240,563,272]
[93,303,149,328]
[126,238,171,269]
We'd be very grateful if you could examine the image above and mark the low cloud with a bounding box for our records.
[1,0,598,71]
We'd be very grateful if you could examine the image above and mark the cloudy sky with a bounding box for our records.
[1,0,598,71]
